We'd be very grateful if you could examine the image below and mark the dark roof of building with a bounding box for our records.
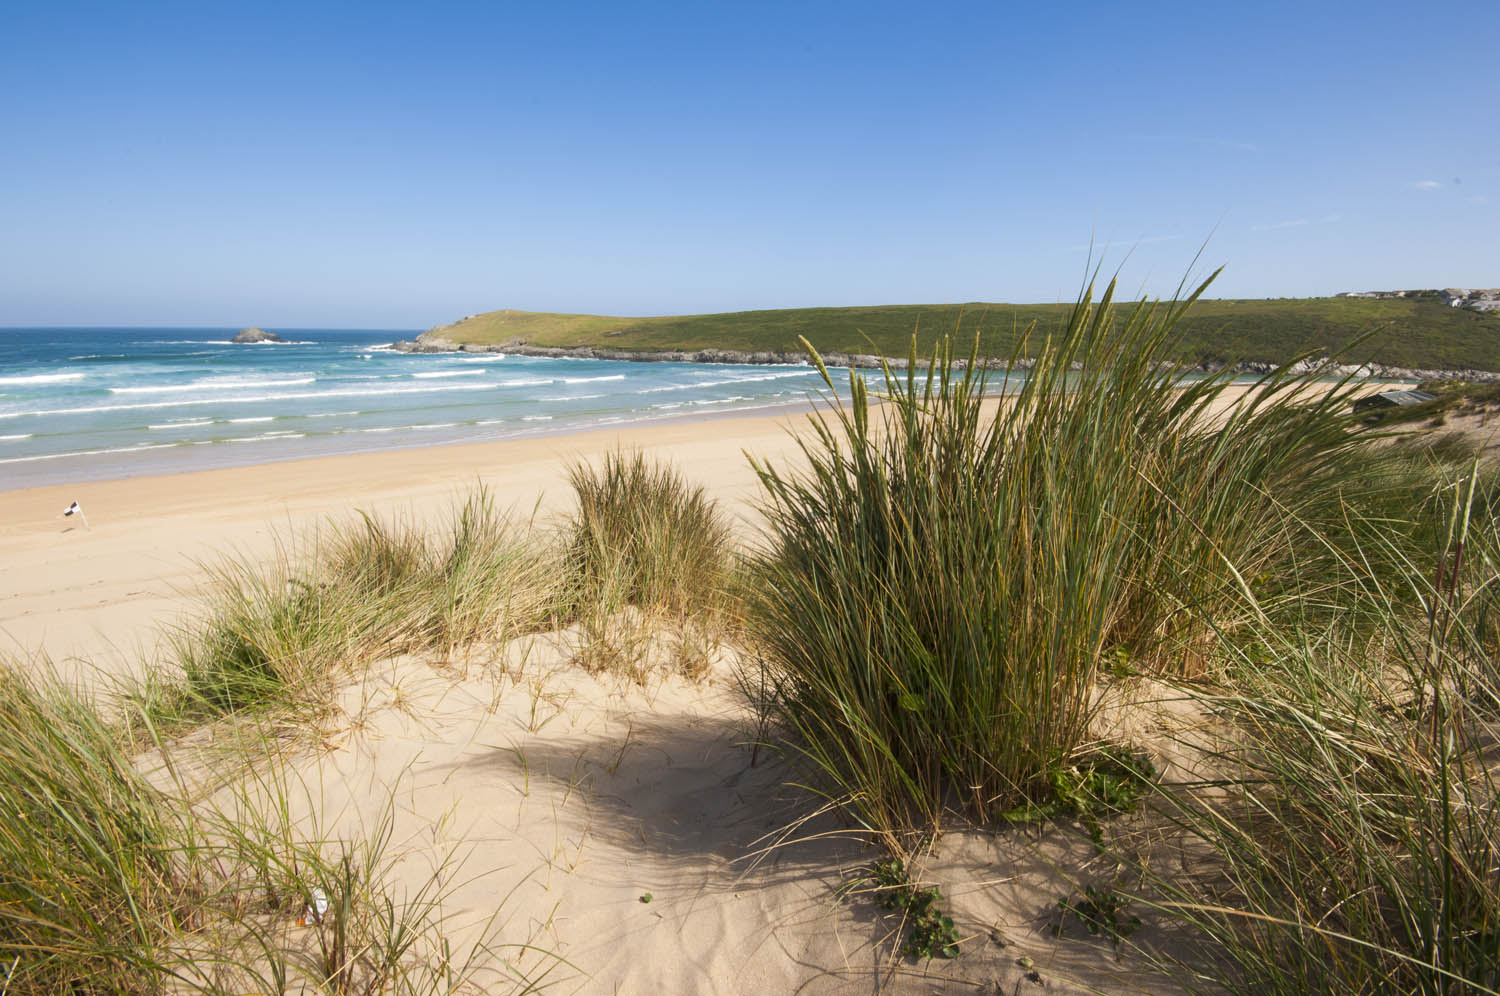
[1353,389,1438,409]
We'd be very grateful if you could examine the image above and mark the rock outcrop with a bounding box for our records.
[231,327,285,344]
[388,331,1500,382]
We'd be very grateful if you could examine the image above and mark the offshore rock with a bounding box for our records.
[231,327,285,343]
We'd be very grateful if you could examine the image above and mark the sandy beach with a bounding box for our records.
[0,410,812,677]
[1,404,1181,993]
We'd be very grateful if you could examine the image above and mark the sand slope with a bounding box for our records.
[1,407,1199,993]
[183,632,1154,994]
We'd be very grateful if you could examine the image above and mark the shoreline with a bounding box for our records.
[0,393,831,494]
[398,335,1500,384]
[0,403,825,677]
[0,374,1403,679]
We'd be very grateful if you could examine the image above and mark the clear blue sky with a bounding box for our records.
[2,0,1495,327]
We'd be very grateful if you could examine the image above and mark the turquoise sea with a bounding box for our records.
[0,328,854,491]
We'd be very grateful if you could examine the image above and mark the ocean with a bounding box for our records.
[0,327,856,491]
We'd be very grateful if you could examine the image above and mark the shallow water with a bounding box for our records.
[0,327,851,489]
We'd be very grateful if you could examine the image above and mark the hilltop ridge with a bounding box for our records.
[402,294,1500,375]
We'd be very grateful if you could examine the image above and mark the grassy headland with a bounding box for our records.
[431,292,1500,371]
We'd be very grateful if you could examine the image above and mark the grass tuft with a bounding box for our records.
[1108,472,1500,993]
[743,269,1488,851]
[0,659,560,994]
[0,663,192,991]
[565,449,731,618]
[148,486,556,729]
[563,450,733,679]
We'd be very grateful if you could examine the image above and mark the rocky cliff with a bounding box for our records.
[388,333,1500,383]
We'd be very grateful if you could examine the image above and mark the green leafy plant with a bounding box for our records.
[999,745,1157,850]
[865,858,960,960]
[1055,883,1141,951]
[1000,746,1155,822]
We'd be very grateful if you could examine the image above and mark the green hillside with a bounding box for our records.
[434,294,1500,371]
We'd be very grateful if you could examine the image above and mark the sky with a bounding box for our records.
[1,0,1495,327]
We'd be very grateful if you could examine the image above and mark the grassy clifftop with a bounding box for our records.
[433,295,1500,370]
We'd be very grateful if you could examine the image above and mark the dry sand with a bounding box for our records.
[0,413,806,679]
[1,405,1204,994]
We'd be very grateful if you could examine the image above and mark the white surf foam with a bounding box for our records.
[111,376,316,395]
[1,381,497,419]
[0,442,180,465]
[493,378,555,388]
[0,372,85,386]
[230,432,306,443]
[634,369,815,394]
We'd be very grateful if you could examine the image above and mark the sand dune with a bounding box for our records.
[0,404,1204,993]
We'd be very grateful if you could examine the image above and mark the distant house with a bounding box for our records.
[1352,389,1437,413]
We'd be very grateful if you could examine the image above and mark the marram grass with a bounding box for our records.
[149,486,556,727]
[743,270,1432,847]
[0,663,191,991]
[563,450,734,679]
[564,449,731,619]
[0,660,562,994]
[1107,471,1500,994]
